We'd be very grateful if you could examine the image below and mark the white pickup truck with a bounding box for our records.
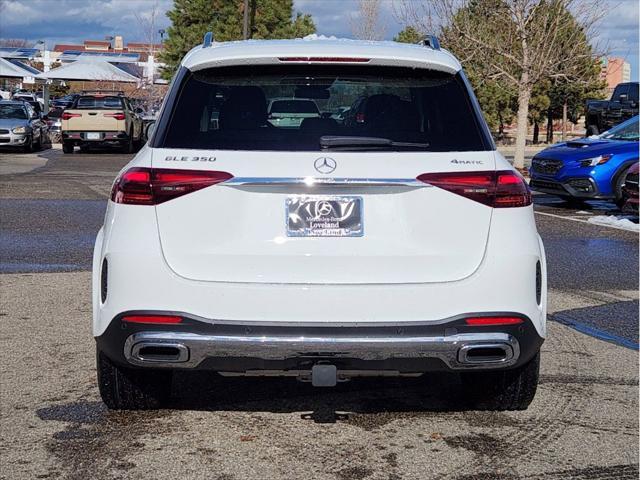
[61,92,143,153]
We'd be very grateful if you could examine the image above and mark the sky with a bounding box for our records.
[0,0,637,81]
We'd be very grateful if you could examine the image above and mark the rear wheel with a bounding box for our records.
[97,349,172,410]
[62,141,74,154]
[460,351,540,411]
[34,131,43,151]
[122,133,134,153]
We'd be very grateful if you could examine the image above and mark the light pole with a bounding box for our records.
[35,40,49,113]
[243,0,249,39]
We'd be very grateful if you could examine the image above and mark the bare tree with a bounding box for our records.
[0,38,32,48]
[135,0,161,58]
[394,0,605,168]
[350,0,386,41]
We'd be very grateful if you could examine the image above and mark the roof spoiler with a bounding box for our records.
[420,35,441,50]
[81,90,125,96]
[203,32,213,48]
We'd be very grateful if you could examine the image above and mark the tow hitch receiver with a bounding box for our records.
[312,364,337,387]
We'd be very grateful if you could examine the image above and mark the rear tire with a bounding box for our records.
[122,133,134,154]
[33,131,42,151]
[62,141,74,154]
[460,351,540,411]
[97,349,172,410]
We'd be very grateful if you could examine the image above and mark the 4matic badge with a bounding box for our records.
[450,159,483,165]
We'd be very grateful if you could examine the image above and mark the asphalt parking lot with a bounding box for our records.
[0,146,638,480]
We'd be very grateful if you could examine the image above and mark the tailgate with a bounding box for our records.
[152,149,495,285]
[62,109,124,131]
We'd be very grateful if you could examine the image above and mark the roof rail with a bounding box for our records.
[421,35,441,50]
[203,31,213,48]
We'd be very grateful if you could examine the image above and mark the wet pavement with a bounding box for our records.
[0,146,638,479]
[0,271,637,480]
[0,199,104,273]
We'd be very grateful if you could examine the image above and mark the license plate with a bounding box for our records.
[286,196,363,237]
[87,132,100,140]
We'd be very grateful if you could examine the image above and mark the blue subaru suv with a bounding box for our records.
[530,115,639,207]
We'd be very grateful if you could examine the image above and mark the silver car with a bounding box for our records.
[0,100,47,152]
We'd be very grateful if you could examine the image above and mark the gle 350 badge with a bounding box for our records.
[165,156,217,162]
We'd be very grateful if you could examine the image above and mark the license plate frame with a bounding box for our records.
[86,132,101,140]
[286,196,363,237]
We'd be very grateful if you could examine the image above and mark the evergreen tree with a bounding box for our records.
[159,0,315,79]
[393,26,423,44]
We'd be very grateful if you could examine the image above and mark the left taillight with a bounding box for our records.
[416,170,531,208]
[61,112,81,120]
[122,315,183,324]
[110,168,233,205]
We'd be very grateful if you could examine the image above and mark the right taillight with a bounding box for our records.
[103,112,126,120]
[494,171,532,208]
[110,168,233,205]
[416,170,531,208]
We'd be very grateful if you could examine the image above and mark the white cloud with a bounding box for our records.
[0,0,173,44]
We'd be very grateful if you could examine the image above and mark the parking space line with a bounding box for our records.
[552,313,640,350]
[534,210,637,232]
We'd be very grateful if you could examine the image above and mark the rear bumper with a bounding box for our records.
[96,312,543,373]
[62,131,128,143]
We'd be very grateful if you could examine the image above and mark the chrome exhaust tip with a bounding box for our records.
[130,342,189,364]
[458,343,514,365]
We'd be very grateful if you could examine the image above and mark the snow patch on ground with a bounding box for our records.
[587,215,639,231]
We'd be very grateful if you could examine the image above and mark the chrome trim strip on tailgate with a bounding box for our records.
[222,177,428,187]
[124,331,519,370]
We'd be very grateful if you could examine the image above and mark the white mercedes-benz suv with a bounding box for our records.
[93,34,547,410]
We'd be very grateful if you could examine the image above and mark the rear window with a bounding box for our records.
[269,100,319,114]
[75,96,124,109]
[159,65,490,152]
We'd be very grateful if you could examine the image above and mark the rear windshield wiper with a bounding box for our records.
[320,136,430,150]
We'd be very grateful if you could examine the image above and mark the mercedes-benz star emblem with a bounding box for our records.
[314,157,337,174]
[316,201,333,216]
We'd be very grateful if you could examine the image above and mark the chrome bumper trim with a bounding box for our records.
[124,331,520,370]
[222,177,427,188]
